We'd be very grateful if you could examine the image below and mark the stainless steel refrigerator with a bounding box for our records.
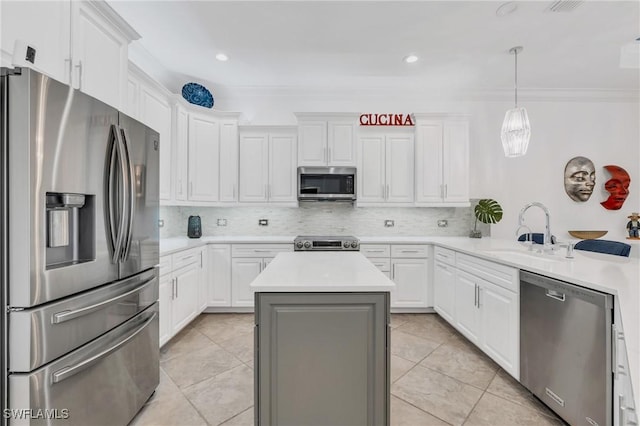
[1,67,159,425]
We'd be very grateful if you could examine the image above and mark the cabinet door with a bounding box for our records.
[327,121,355,166]
[159,274,173,347]
[390,258,429,308]
[415,121,444,203]
[443,121,469,203]
[0,1,70,83]
[358,135,386,203]
[480,281,519,379]
[208,245,232,307]
[239,133,268,202]
[72,2,128,108]
[188,114,220,201]
[454,269,481,345]
[231,258,262,307]
[197,249,207,312]
[172,263,200,334]
[433,261,456,323]
[386,134,414,203]
[139,86,172,201]
[268,133,297,203]
[219,120,239,202]
[173,106,189,201]
[298,121,327,166]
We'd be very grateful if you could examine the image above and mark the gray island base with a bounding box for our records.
[250,252,396,426]
[255,292,390,426]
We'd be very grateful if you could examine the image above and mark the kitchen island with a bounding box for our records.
[250,251,396,426]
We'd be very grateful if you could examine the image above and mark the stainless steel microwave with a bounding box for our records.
[297,167,356,201]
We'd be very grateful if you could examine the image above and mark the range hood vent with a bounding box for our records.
[548,0,584,12]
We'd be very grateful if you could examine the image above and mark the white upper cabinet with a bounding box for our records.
[239,127,297,204]
[415,114,469,206]
[0,1,71,83]
[357,131,414,205]
[296,114,357,166]
[173,104,189,202]
[188,113,220,202]
[1,0,138,110]
[219,119,239,202]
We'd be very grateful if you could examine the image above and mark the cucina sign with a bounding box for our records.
[359,113,415,126]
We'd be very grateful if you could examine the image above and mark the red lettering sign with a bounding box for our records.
[359,113,415,126]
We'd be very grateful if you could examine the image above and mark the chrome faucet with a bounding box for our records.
[518,202,552,251]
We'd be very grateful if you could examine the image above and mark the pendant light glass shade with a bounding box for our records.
[501,46,530,157]
[501,107,530,157]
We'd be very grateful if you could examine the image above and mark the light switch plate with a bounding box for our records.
[217,218,227,226]
[158,219,164,228]
[259,219,269,226]
[384,220,395,227]
[437,220,448,227]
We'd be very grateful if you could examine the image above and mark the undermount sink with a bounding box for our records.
[482,248,567,263]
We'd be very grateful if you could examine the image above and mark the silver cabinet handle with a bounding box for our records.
[52,312,157,384]
[392,264,395,279]
[175,277,179,298]
[474,284,478,307]
[75,60,83,90]
[365,249,386,253]
[400,250,420,253]
[386,184,390,200]
[444,184,448,199]
[477,287,482,308]
[52,276,154,324]
[171,278,176,299]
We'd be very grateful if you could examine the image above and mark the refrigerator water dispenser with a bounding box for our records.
[46,192,95,268]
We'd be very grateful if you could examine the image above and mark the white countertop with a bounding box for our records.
[160,236,295,256]
[249,252,396,292]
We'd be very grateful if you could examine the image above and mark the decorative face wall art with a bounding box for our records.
[600,165,631,210]
[564,156,596,202]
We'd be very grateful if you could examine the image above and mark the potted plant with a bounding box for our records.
[470,199,503,238]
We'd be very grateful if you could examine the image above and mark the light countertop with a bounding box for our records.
[160,236,295,256]
[249,252,396,292]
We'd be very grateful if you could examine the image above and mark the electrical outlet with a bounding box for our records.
[384,220,395,227]
[158,219,164,228]
[259,219,269,226]
[217,218,227,226]
[437,220,448,227]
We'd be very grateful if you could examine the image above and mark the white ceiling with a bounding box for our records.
[108,1,640,95]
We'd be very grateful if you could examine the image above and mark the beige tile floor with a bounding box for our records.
[130,313,564,426]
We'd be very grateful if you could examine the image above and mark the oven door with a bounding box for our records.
[297,167,356,201]
[8,303,159,426]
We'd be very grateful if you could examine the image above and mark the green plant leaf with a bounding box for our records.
[474,199,503,224]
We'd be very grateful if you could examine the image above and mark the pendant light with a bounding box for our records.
[501,46,531,157]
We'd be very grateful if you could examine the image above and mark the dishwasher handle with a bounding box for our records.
[545,289,566,302]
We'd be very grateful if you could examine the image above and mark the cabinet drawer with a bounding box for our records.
[434,247,456,266]
[232,244,293,258]
[159,255,172,277]
[360,244,391,258]
[456,253,518,293]
[391,244,430,258]
[172,247,202,270]
[368,258,391,272]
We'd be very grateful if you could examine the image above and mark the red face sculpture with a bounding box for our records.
[600,165,630,210]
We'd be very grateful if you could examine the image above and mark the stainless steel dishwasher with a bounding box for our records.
[520,270,613,426]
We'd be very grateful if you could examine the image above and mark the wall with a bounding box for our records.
[159,204,485,239]
[213,88,639,245]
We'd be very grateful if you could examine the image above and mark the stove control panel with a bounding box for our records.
[294,236,360,251]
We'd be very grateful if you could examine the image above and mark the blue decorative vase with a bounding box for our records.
[181,83,214,108]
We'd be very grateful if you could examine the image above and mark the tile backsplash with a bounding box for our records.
[160,202,489,238]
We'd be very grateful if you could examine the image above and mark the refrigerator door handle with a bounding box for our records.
[51,311,157,384]
[51,274,155,324]
[119,127,135,262]
[107,125,127,263]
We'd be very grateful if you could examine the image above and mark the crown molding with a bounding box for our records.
[86,0,140,41]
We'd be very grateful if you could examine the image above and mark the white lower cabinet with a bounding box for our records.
[391,258,429,308]
[360,244,430,309]
[443,251,519,379]
[158,247,206,347]
[230,244,293,308]
[433,247,456,323]
[207,244,232,307]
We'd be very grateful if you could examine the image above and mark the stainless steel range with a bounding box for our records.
[294,236,360,251]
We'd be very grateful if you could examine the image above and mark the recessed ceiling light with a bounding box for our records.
[216,53,228,62]
[404,55,418,64]
[496,2,518,16]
